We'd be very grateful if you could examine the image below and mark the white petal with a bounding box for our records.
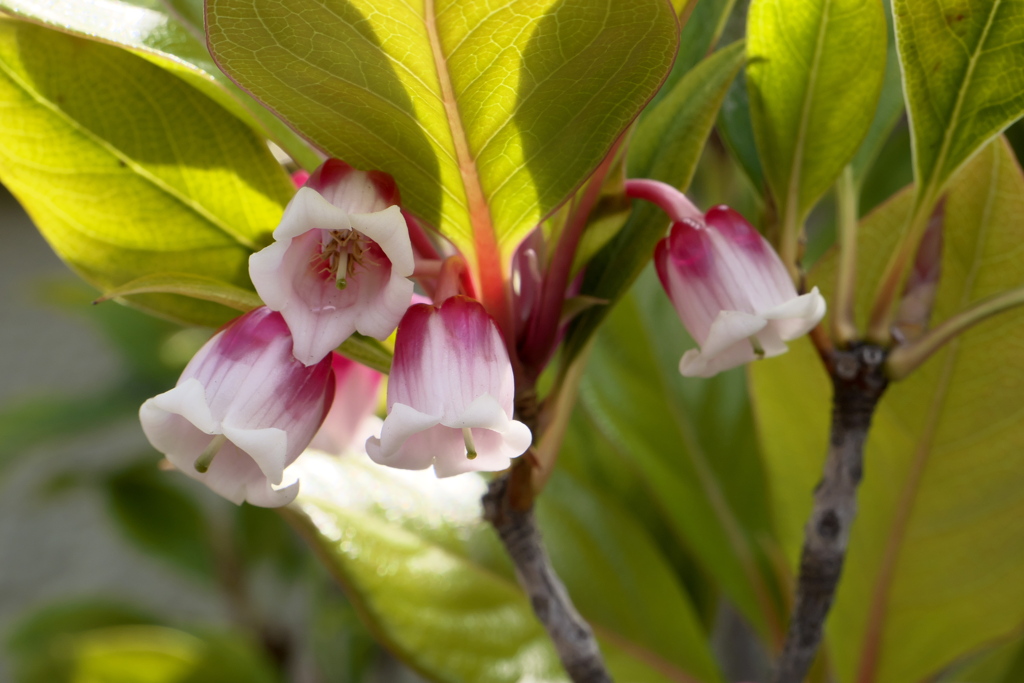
[350,254,415,341]
[222,425,289,485]
[199,441,299,507]
[699,310,767,359]
[679,342,757,378]
[139,379,219,473]
[762,287,827,340]
[274,187,353,240]
[350,206,414,277]
[365,402,442,467]
[442,393,510,431]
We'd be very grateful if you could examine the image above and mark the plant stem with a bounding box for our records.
[831,166,860,346]
[772,344,888,683]
[483,470,613,683]
[886,285,1024,379]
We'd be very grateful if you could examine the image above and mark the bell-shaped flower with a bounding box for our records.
[366,296,532,477]
[140,307,335,507]
[250,159,415,366]
[655,205,826,377]
[310,353,383,454]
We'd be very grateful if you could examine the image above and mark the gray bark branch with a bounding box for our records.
[772,344,889,683]
[483,474,613,683]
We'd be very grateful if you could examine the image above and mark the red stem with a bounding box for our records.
[518,140,623,374]
[624,178,703,223]
[435,255,468,302]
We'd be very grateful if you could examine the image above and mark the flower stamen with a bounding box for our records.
[462,427,478,459]
[195,433,227,473]
[750,336,766,359]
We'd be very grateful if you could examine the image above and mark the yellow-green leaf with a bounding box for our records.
[0,20,293,327]
[0,0,321,169]
[287,450,719,683]
[206,0,678,272]
[750,138,1024,683]
[896,0,1024,196]
[747,0,887,248]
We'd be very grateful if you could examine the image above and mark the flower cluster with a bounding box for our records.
[141,160,531,506]
[141,161,823,507]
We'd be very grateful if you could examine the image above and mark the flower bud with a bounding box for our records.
[250,159,415,365]
[654,206,826,377]
[140,307,335,507]
[366,296,532,477]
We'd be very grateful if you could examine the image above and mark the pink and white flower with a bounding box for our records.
[654,204,826,377]
[139,307,335,507]
[250,159,415,366]
[366,296,532,477]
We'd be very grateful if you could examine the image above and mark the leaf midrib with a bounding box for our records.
[423,0,495,254]
[0,47,260,250]
[912,0,1002,200]
[784,0,832,225]
[298,495,700,683]
[855,144,1002,683]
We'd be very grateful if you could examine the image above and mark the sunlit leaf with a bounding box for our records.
[206,0,678,273]
[287,450,720,683]
[0,20,293,327]
[0,0,321,168]
[895,0,1024,196]
[750,138,1024,683]
[747,0,887,229]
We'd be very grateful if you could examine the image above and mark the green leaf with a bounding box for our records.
[0,0,321,169]
[651,0,739,110]
[564,42,745,362]
[7,600,160,683]
[896,0,1024,197]
[572,269,784,643]
[103,464,216,579]
[0,20,294,327]
[749,138,1024,683]
[939,636,1024,683]
[747,0,887,241]
[95,273,264,312]
[61,627,279,683]
[536,471,722,683]
[287,450,719,683]
[850,0,905,188]
[717,68,766,191]
[205,0,678,270]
